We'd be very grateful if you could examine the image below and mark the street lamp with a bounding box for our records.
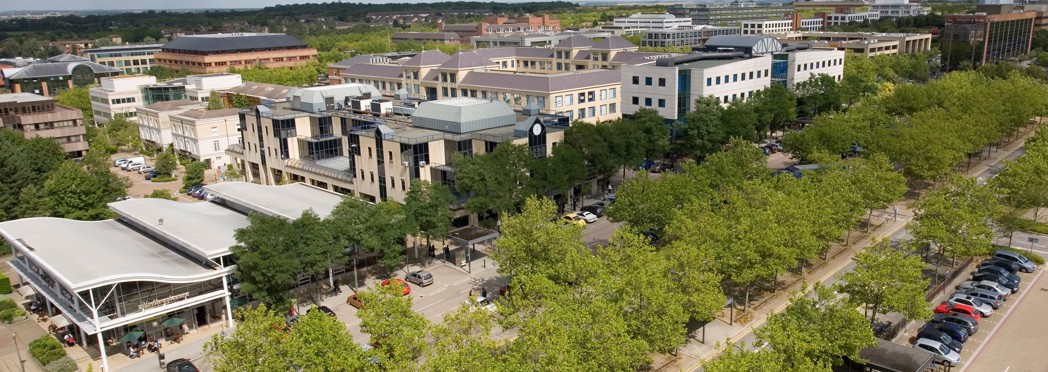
[12,333,25,372]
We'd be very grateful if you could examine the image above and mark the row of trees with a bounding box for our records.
[991,128,1048,241]
[784,71,1048,182]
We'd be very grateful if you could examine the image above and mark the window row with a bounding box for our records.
[631,76,668,87]
[706,69,769,87]
[797,58,844,72]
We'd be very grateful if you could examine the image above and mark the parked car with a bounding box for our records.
[946,294,994,316]
[166,358,199,372]
[957,280,1010,299]
[346,293,365,309]
[114,158,129,167]
[651,162,673,173]
[970,272,1018,292]
[580,204,605,217]
[913,338,961,367]
[309,306,336,317]
[979,258,1020,274]
[186,184,203,196]
[993,249,1037,273]
[560,213,586,227]
[114,196,133,202]
[920,322,969,343]
[934,302,982,320]
[145,171,158,181]
[915,328,964,352]
[138,165,155,174]
[381,278,411,295]
[953,288,1004,308]
[578,211,599,223]
[975,266,1021,285]
[465,296,497,313]
[121,156,145,170]
[405,270,434,287]
[929,313,979,335]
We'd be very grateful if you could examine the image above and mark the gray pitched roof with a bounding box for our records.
[221,82,294,100]
[473,47,519,59]
[554,35,595,49]
[459,70,620,93]
[330,55,384,69]
[143,99,205,111]
[592,35,637,50]
[704,35,773,49]
[342,64,404,79]
[161,33,308,53]
[611,51,673,64]
[513,47,555,59]
[46,54,89,62]
[440,51,495,69]
[5,60,120,80]
[393,32,459,41]
[171,108,241,120]
[402,50,451,67]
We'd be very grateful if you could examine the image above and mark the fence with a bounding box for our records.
[924,257,974,302]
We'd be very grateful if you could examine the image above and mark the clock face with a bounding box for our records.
[531,123,542,136]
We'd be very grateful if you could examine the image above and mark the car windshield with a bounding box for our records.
[937,343,951,354]
[421,273,432,279]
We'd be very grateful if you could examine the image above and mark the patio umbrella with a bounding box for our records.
[117,330,144,344]
[160,317,185,328]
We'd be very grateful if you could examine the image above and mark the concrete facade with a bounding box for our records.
[770,31,934,56]
[0,93,88,157]
[612,13,693,30]
[89,75,156,124]
[136,100,207,148]
[83,44,163,75]
[154,33,318,74]
[170,108,242,168]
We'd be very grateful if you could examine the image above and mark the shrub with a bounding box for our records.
[151,176,177,183]
[0,241,11,256]
[0,271,10,294]
[0,298,16,311]
[1013,218,1048,235]
[146,190,178,201]
[43,356,77,372]
[0,307,26,323]
[991,245,1047,265]
[29,336,66,366]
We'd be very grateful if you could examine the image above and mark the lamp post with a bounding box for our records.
[12,333,25,372]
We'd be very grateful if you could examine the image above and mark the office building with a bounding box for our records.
[668,2,794,26]
[0,182,346,372]
[2,54,120,97]
[825,12,881,26]
[227,85,570,205]
[620,35,844,121]
[769,31,934,56]
[470,31,612,48]
[218,82,294,108]
[170,108,242,169]
[944,9,1037,67]
[139,73,244,106]
[0,93,88,157]
[391,32,461,44]
[438,14,561,41]
[641,26,740,48]
[136,100,207,148]
[792,1,866,14]
[89,75,157,124]
[870,0,931,19]
[612,13,693,30]
[154,33,318,74]
[741,17,824,35]
[335,36,654,123]
[83,44,163,75]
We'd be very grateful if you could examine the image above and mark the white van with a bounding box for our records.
[121,156,145,170]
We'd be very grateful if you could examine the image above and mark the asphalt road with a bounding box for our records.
[960,269,1048,372]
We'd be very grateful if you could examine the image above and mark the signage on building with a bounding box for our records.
[138,292,190,311]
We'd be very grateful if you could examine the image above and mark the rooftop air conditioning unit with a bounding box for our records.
[402,161,411,167]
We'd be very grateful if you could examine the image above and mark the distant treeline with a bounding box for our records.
[0,2,576,42]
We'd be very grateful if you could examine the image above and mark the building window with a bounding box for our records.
[213,141,220,151]
[733,74,738,82]
[610,103,617,114]
[588,107,595,117]
[368,147,373,159]
[658,78,666,87]
[657,99,665,108]
[370,172,374,182]
[610,88,616,99]
[716,76,721,84]
[706,77,712,86]
[632,96,639,105]
[632,76,639,85]
[578,108,586,118]
[644,97,652,106]
[645,77,652,86]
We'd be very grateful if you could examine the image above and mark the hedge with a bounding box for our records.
[990,245,1047,265]
[28,336,66,366]
[151,176,177,183]
[0,298,25,323]
[1014,218,1048,235]
[0,271,10,294]
[43,356,76,372]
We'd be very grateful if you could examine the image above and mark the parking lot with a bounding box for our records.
[959,268,1047,372]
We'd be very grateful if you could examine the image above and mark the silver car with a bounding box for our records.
[957,280,1010,299]
[913,338,962,367]
[946,294,994,317]
[405,270,433,287]
[954,288,1003,308]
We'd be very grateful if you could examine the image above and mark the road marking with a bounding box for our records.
[416,298,447,312]
[959,269,1045,372]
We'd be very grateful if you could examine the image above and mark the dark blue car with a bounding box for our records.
[921,322,969,343]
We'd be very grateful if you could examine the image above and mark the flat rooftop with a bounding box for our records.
[108,198,250,259]
[204,182,344,219]
[0,218,219,292]
[0,93,51,104]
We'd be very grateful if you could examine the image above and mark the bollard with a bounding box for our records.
[483,259,486,268]
[158,352,165,368]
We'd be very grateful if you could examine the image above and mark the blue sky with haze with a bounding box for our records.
[0,0,448,12]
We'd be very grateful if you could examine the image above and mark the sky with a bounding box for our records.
[2,0,560,12]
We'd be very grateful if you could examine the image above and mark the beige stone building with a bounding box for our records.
[136,100,206,148]
[0,93,88,157]
[154,33,318,74]
[170,108,242,169]
[769,31,934,57]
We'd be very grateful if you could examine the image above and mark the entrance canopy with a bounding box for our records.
[448,226,499,246]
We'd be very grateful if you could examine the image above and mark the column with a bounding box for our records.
[89,290,108,372]
[221,274,235,328]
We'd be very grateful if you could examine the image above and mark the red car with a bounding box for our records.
[935,302,981,321]
[381,278,411,296]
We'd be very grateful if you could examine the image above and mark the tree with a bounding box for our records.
[287,307,372,371]
[674,96,726,161]
[837,240,932,325]
[527,143,586,208]
[604,172,676,233]
[403,180,454,251]
[755,284,877,371]
[703,346,784,372]
[207,91,225,110]
[146,189,178,200]
[231,213,301,307]
[422,300,505,371]
[155,148,177,177]
[627,108,671,160]
[0,131,65,220]
[41,160,127,220]
[491,197,595,284]
[103,115,142,150]
[292,210,345,304]
[223,161,244,180]
[358,281,430,370]
[453,143,531,219]
[15,184,51,218]
[992,145,1048,218]
[751,83,797,138]
[204,305,294,372]
[608,118,646,177]
[183,161,207,190]
[327,197,411,276]
[53,86,92,126]
[796,74,843,117]
[563,121,616,179]
[831,153,908,228]
[911,176,999,273]
[232,93,253,108]
[721,100,759,141]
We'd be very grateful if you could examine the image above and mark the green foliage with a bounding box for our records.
[0,271,11,294]
[231,213,304,307]
[52,86,93,126]
[628,108,671,160]
[1032,29,1048,52]
[796,74,843,117]
[563,121,617,178]
[146,189,178,200]
[231,93,252,108]
[838,240,932,324]
[41,160,127,220]
[358,281,430,370]
[911,176,1000,269]
[528,143,586,201]
[675,96,726,161]
[151,176,177,183]
[223,161,244,180]
[453,143,532,218]
[154,148,177,177]
[605,172,677,233]
[101,115,142,151]
[207,91,224,110]
[421,297,505,371]
[0,298,26,323]
[0,130,67,220]
[328,197,412,275]
[751,83,798,137]
[704,346,785,372]
[42,357,77,372]
[28,336,67,366]
[492,197,594,284]
[991,127,1048,217]
[403,180,455,247]
[182,161,207,190]
[232,62,323,87]
[755,284,878,371]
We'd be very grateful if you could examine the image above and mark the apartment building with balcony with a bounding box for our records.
[0,93,88,157]
[154,33,318,74]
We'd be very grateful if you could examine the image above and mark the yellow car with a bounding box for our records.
[561,213,587,227]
